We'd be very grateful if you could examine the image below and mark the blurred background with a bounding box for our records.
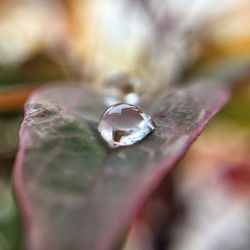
[0,0,249,249]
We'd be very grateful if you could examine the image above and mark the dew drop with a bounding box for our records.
[103,72,141,105]
[98,103,155,148]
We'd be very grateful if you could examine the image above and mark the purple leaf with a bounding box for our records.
[13,82,229,250]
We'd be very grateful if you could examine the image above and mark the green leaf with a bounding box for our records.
[14,82,229,250]
[0,161,22,250]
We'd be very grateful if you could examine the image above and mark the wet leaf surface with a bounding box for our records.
[14,82,229,250]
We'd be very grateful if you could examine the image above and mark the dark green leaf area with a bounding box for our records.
[23,110,106,195]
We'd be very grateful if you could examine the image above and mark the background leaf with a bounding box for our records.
[0,160,22,250]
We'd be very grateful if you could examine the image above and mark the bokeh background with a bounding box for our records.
[0,0,250,249]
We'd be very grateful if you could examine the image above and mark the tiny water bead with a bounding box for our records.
[98,103,155,148]
[103,72,141,106]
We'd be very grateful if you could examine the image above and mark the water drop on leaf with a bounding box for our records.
[98,103,155,148]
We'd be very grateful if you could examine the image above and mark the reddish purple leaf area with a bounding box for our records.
[13,82,229,250]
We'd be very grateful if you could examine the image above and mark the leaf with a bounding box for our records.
[14,82,229,250]
[186,57,250,85]
[0,160,22,250]
[0,53,68,86]
[0,114,22,157]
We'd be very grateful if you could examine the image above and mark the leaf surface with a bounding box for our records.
[14,82,229,250]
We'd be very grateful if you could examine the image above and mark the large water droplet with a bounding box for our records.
[98,103,155,148]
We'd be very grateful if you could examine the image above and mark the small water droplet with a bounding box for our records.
[104,71,141,105]
[124,93,140,105]
[98,103,155,148]
[24,102,60,126]
[104,96,121,107]
[25,103,45,116]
